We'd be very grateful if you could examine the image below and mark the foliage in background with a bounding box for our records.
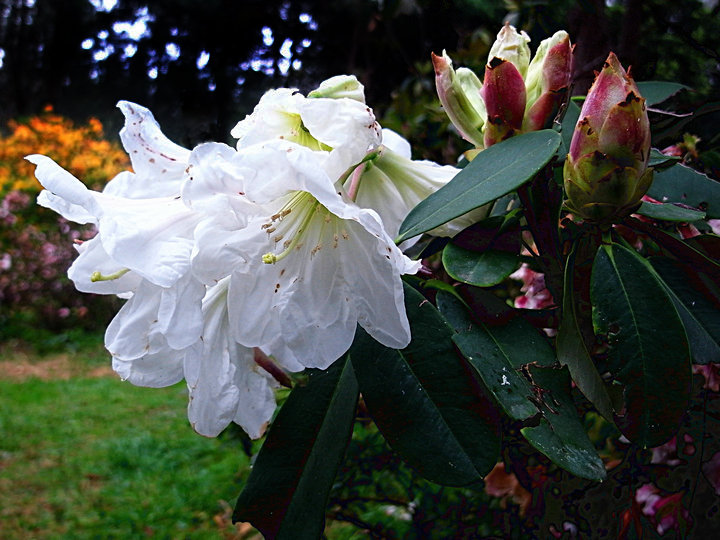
[2,0,717,146]
[0,109,127,340]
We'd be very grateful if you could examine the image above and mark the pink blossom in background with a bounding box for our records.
[708,219,720,235]
[635,483,691,535]
[510,263,554,310]
[693,363,720,392]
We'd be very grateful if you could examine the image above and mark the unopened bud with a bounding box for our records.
[523,31,573,131]
[488,23,532,78]
[564,53,652,222]
[308,75,366,103]
[432,51,486,148]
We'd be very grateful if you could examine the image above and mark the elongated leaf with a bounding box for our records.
[648,163,720,218]
[443,244,519,287]
[350,284,501,486]
[448,287,556,421]
[452,325,539,421]
[687,234,720,261]
[397,130,562,242]
[233,357,359,539]
[591,243,691,447]
[637,81,689,106]
[436,290,473,333]
[626,217,720,277]
[557,245,614,420]
[651,258,720,365]
[457,286,557,368]
[637,201,706,222]
[520,365,607,481]
[450,211,523,253]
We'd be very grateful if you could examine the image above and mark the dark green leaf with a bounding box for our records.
[556,245,614,420]
[637,81,689,106]
[397,130,562,242]
[626,218,720,277]
[438,289,557,363]
[591,243,691,447]
[233,357,359,539]
[647,163,720,219]
[453,338,538,421]
[648,148,681,169]
[520,366,607,481]
[436,290,473,333]
[443,244,519,287]
[651,258,720,365]
[452,324,541,421]
[686,234,720,261]
[457,286,557,368]
[637,201,706,222]
[350,284,501,486]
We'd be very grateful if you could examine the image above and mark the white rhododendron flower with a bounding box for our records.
[27,76,466,438]
[186,139,419,370]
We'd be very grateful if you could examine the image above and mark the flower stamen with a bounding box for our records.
[90,268,131,282]
[262,192,323,264]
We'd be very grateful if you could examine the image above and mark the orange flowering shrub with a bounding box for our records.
[1,108,129,337]
[0,105,129,195]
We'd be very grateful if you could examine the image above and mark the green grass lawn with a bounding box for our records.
[0,342,258,539]
[0,337,504,539]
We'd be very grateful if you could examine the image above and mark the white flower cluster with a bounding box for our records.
[28,75,461,439]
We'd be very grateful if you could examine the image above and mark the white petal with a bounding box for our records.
[28,155,100,221]
[103,101,190,199]
[156,273,206,350]
[68,236,143,294]
[308,75,366,102]
[230,88,303,146]
[37,190,96,225]
[105,282,168,360]
[191,217,253,285]
[299,97,381,178]
[105,277,203,360]
[97,197,198,287]
[380,128,412,158]
[228,203,416,369]
[185,280,277,438]
[112,347,185,387]
[181,142,261,223]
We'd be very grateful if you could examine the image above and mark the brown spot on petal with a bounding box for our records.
[488,57,505,69]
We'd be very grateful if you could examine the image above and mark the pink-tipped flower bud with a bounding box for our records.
[564,53,652,222]
[523,31,573,131]
[481,57,527,147]
[481,24,530,147]
[432,51,486,149]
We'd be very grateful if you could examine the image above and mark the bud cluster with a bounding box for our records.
[433,23,573,149]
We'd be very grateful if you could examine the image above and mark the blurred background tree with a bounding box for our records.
[2,0,716,147]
